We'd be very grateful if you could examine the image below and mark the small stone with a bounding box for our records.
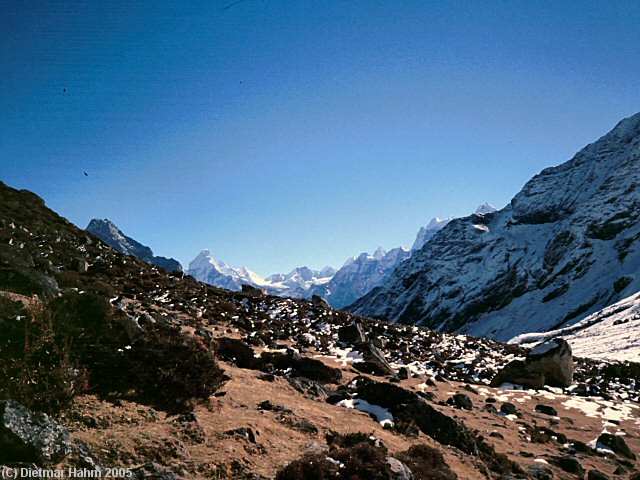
[500,402,517,415]
[587,469,608,480]
[447,393,473,410]
[535,404,557,416]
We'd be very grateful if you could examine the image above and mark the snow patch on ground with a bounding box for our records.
[336,399,394,427]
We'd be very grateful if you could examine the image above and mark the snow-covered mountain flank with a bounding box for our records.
[511,291,640,362]
[86,218,182,273]
[349,113,640,341]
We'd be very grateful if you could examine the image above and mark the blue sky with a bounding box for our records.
[1,1,639,275]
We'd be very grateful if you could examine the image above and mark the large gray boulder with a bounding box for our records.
[0,400,73,464]
[526,338,573,387]
[491,338,573,388]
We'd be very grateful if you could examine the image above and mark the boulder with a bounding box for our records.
[549,455,585,475]
[535,404,558,416]
[491,338,573,388]
[352,341,397,378]
[386,457,414,480]
[490,360,545,389]
[0,400,74,464]
[241,284,267,298]
[526,338,573,387]
[337,322,368,344]
[447,393,473,410]
[311,295,331,309]
[500,402,517,415]
[587,469,608,480]
[76,259,89,273]
[597,433,636,459]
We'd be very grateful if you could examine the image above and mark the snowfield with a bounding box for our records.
[511,291,640,362]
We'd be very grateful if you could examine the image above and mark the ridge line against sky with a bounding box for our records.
[1,1,639,275]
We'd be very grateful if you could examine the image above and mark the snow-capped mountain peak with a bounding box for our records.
[187,251,335,298]
[373,246,386,260]
[475,203,497,215]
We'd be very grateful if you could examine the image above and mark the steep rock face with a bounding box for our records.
[86,219,182,273]
[350,113,640,341]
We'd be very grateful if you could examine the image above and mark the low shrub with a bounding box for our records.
[0,297,87,414]
[1,291,227,414]
[395,444,457,480]
[51,291,227,412]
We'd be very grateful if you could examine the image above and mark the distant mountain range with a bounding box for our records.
[186,249,336,298]
[87,205,495,308]
[183,212,462,306]
[349,113,640,341]
[86,219,182,273]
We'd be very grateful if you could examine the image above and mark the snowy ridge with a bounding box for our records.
[510,291,640,362]
[350,113,640,341]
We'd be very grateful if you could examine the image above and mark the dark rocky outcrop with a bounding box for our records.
[241,284,267,298]
[352,378,478,455]
[0,400,74,464]
[311,295,331,309]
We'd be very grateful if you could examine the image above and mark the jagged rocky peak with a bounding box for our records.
[411,216,455,251]
[86,218,182,273]
[475,203,497,215]
[350,112,640,341]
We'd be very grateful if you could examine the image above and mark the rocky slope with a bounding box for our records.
[87,218,182,273]
[1,180,639,479]
[350,113,640,342]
